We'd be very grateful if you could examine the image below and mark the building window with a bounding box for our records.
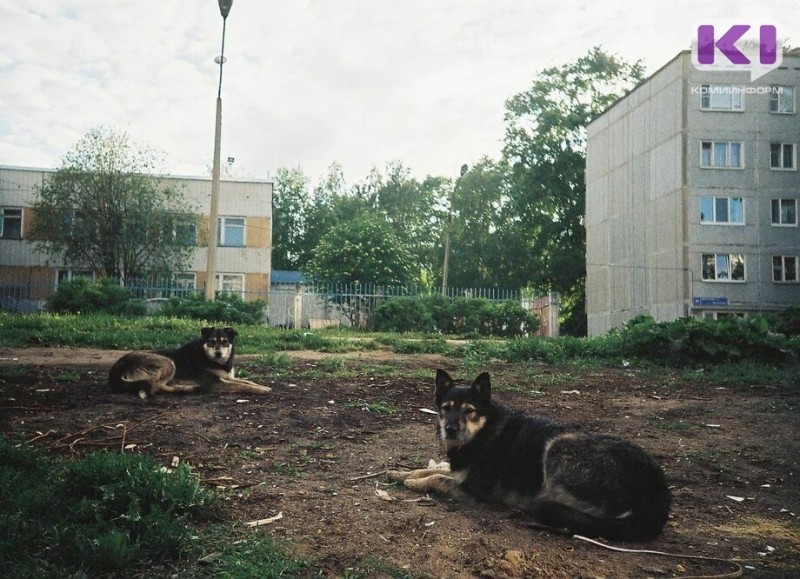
[771,199,798,226]
[700,196,744,224]
[702,253,745,281]
[218,216,245,247]
[1,208,23,239]
[773,256,799,283]
[770,86,795,113]
[216,273,245,297]
[56,269,94,286]
[172,273,197,296]
[174,221,197,246]
[700,85,744,111]
[770,143,796,170]
[701,141,742,168]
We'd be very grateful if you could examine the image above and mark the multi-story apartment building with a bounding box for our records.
[585,50,799,336]
[0,165,272,308]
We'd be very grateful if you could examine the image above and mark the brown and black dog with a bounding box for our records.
[388,370,670,541]
[109,326,271,399]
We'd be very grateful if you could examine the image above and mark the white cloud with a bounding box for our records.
[1,0,798,182]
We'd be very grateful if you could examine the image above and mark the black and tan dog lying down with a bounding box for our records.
[109,326,271,399]
[388,370,671,541]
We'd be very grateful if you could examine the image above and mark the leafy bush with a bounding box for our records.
[0,439,215,575]
[608,315,798,366]
[371,297,435,332]
[158,292,266,324]
[766,306,800,337]
[371,295,539,337]
[45,278,146,316]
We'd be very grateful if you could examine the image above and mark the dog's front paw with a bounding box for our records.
[386,469,411,482]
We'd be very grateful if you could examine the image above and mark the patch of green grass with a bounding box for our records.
[656,420,695,432]
[682,361,799,388]
[56,370,81,382]
[0,437,216,576]
[382,337,452,355]
[204,531,313,577]
[345,400,400,415]
[343,555,413,579]
[0,364,30,379]
[319,357,347,372]
[253,352,294,372]
[272,462,302,478]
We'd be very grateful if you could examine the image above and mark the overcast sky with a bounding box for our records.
[1,1,797,184]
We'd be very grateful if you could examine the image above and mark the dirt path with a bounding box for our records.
[1,348,798,577]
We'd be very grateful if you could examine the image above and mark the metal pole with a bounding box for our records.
[205,16,228,301]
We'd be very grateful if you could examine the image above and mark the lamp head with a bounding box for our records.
[218,0,233,18]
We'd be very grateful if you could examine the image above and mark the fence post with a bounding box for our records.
[548,291,560,338]
[293,284,303,329]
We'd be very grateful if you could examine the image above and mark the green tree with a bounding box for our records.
[31,127,198,283]
[299,163,368,267]
[271,166,311,270]
[442,157,510,288]
[501,47,644,334]
[361,161,449,282]
[304,213,417,327]
[304,214,415,287]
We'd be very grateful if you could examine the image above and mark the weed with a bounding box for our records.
[0,438,215,576]
[0,364,29,379]
[56,370,81,382]
[656,420,695,432]
[273,462,302,478]
[346,400,400,414]
[344,555,413,579]
[254,352,293,372]
[204,531,313,577]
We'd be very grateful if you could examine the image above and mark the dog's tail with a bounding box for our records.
[527,495,670,542]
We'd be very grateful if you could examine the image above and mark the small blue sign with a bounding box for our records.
[693,297,729,307]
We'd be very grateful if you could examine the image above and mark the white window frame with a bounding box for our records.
[171,273,197,296]
[55,269,95,287]
[701,253,746,282]
[216,273,245,298]
[700,85,744,111]
[699,196,744,225]
[773,256,799,283]
[700,141,743,169]
[1,207,23,239]
[770,86,795,114]
[771,198,798,226]
[770,143,796,170]
[218,216,246,247]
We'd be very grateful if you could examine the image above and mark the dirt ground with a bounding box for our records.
[1,346,798,578]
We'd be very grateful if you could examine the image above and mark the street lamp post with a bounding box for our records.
[441,163,468,297]
[205,0,233,301]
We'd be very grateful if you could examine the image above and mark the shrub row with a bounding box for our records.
[45,278,266,324]
[370,295,539,337]
[606,314,799,366]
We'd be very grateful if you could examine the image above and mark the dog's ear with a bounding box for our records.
[222,326,237,339]
[200,327,214,340]
[472,372,491,405]
[435,369,455,407]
